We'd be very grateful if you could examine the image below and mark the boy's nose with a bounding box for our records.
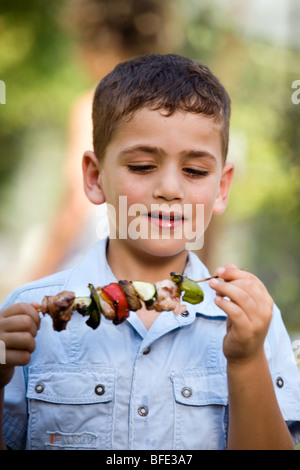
[152,166,184,201]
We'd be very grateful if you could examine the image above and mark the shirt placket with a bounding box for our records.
[127,310,195,449]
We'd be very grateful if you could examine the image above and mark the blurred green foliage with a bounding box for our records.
[175,0,300,331]
[0,0,299,331]
[0,0,90,226]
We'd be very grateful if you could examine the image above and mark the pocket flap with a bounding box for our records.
[171,368,228,406]
[27,364,116,404]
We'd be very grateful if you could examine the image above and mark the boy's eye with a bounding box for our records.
[183,168,209,178]
[127,165,155,174]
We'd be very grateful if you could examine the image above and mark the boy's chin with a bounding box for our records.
[130,237,190,259]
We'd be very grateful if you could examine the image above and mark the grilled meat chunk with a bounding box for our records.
[148,280,187,316]
[40,290,75,331]
[118,280,142,311]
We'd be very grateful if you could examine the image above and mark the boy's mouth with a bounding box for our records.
[147,211,185,229]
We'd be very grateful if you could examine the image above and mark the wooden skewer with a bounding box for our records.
[195,268,247,283]
[195,275,220,283]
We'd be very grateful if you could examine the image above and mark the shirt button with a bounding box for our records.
[181,311,190,317]
[143,346,151,355]
[95,384,106,395]
[276,377,284,388]
[138,405,149,416]
[35,382,45,393]
[181,387,192,398]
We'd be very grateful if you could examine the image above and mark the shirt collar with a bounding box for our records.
[63,238,114,295]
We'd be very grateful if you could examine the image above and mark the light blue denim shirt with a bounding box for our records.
[2,238,300,450]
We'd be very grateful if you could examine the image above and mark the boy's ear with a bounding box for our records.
[213,162,235,215]
[82,150,106,205]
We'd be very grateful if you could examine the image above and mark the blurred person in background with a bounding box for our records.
[31,0,177,280]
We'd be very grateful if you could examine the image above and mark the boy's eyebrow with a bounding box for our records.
[179,149,217,162]
[118,145,217,162]
[118,145,163,158]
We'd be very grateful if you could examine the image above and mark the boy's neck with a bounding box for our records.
[106,239,189,283]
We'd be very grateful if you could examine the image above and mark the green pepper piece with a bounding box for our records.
[170,272,204,305]
[84,283,102,329]
[181,278,204,304]
[75,295,100,328]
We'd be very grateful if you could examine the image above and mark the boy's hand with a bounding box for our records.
[209,265,274,364]
[0,303,40,388]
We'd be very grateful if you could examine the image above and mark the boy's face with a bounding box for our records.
[84,108,234,259]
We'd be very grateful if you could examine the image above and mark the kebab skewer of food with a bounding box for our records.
[36,273,216,332]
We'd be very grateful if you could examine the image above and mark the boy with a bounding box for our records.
[0,54,300,450]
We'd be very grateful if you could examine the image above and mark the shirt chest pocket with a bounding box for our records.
[171,369,229,450]
[26,364,116,450]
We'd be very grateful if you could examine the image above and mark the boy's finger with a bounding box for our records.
[1,314,39,337]
[210,278,256,314]
[29,302,40,310]
[4,349,32,367]
[1,303,40,327]
[2,332,36,353]
[216,265,256,283]
[214,295,248,326]
[215,266,272,306]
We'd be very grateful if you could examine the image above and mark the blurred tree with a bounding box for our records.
[175,0,300,332]
[248,61,300,331]
[0,0,90,226]
[0,0,91,299]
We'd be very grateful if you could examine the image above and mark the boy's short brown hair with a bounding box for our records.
[92,54,231,163]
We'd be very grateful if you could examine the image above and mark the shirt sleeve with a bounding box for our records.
[3,366,28,449]
[265,304,300,445]
[1,291,28,449]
